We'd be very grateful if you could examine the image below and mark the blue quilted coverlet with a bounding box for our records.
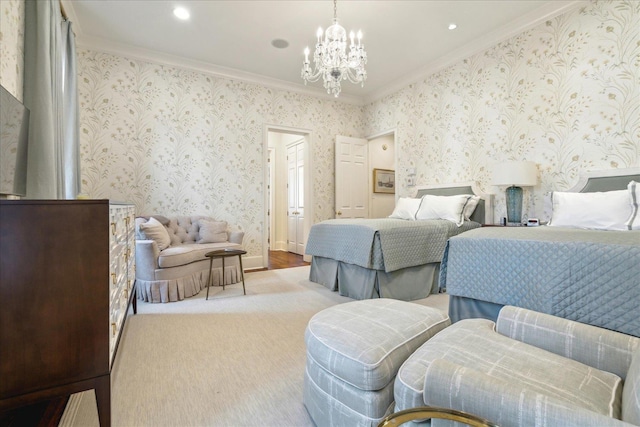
[440,226,640,337]
[305,218,479,273]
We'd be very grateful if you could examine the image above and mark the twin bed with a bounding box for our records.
[307,170,639,337]
[440,169,640,337]
[305,184,491,301]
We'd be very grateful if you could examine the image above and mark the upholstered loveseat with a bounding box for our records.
[135,215,244,303]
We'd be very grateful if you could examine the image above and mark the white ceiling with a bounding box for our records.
[63,0,583,104]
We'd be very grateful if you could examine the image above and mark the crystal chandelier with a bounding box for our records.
[301,0,367,97]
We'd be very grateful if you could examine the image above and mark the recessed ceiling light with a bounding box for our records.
[448,23,457,30]
[173,7,190,20]
[271,39,290,49]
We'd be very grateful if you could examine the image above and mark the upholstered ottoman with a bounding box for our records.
[303,298,450,427]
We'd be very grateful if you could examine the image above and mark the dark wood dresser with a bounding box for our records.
[0,199,136,427]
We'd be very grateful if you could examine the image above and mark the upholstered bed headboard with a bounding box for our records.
[414,184,493,224]
[569,168,640,193]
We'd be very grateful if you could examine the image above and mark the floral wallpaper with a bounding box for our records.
[77,50,365,259]
[0,0,24,100]
[2,0,638,261]
[365,0,640,222]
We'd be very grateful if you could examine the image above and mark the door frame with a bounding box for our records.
[263,124,314,268]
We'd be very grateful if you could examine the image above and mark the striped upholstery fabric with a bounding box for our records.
[305,299,450,390]
[497,306,640,380]
[623,349,640,424]
[395,306,640,426]
[424,359,630,427]
[304,352,395,420]
[396,319,623,419]
[304,299,450,427]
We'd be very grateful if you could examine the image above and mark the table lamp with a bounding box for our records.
[492,161,537,224]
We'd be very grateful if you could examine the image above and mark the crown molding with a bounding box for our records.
[73,34,365,106]
[61,0,366,104]
[363,0,588,104]
[65,0,586,108]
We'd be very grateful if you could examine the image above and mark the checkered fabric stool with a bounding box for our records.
[303,298,450,427]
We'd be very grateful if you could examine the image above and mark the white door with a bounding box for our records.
[335,136,368,218]
[287,141,305,255]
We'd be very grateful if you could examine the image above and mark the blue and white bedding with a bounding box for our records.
[440,226,640,337]
[306,218,480,273]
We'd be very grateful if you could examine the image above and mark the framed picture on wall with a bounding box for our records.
[373,169,395,194]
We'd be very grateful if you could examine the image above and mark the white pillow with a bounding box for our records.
[463,195,480,220]
[389,197,422,220]
[139,217,172,250]
[626,180,639,230]
[416,194,471,226]
[548,190,631,231]
[198,219,228,243]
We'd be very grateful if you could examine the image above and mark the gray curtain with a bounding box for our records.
[61,20,80,198]
[23,0,80,199]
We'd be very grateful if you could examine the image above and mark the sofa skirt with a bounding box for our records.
[136,264,240,303]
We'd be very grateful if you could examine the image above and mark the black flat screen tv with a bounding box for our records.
[0,84,29,197]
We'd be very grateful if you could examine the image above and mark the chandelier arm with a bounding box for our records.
[343,68,365,84]
[302,66,323,83]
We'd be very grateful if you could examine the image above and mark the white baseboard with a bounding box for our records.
[273,241,287,251]
[243,255,264,270]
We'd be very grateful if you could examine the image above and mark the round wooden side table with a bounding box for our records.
[204,249,247,300]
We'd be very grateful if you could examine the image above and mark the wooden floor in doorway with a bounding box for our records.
[246,250,309,272]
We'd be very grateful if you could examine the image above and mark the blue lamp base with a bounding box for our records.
[505,185,523,224]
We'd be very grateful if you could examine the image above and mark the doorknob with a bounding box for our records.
[336,211,342,216]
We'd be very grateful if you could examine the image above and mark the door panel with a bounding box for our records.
[335,136,368,218]
[287,141,305,255]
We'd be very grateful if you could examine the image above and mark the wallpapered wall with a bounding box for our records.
[365,0,640,221]
[1,0,638,260]
[77,51,365,258]
[0,0,24,100]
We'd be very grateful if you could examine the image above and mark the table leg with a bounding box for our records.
[239,255,246,295]
[222,257,226,291]
[206,256,214,300]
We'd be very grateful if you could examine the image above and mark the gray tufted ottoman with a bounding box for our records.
[303,298,450,427]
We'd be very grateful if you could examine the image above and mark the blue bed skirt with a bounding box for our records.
[309,256,440,301]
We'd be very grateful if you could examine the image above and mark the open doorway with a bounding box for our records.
[263,126,313,269]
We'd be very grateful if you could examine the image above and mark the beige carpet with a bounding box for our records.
[60,266,449,427]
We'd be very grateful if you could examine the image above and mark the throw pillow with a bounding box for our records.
[548,189,631,231]
[389,197,422,220]
[198,219,228,243]
[139,217,171,250]
[416,194,471,226]
[463,195,480,220]
[626,181,639,230]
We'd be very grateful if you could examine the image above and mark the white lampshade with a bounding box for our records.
[492,161,537,186]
